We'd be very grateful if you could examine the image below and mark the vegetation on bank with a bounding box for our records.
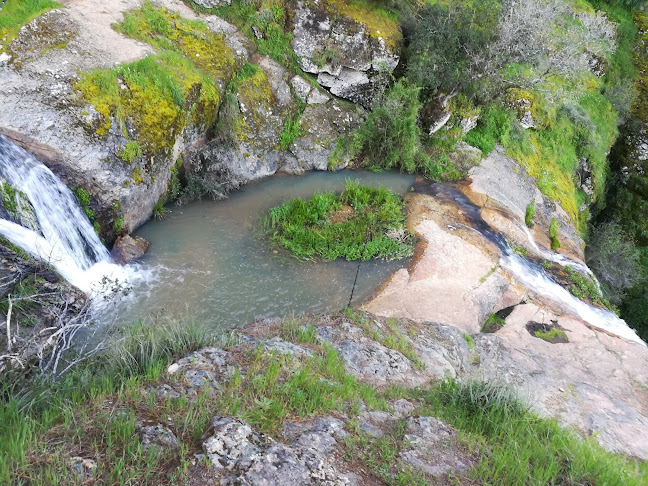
[0,0,60,50]
[1,315,646,485]
[264,181,414,261]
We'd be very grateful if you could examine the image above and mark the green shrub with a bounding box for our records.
[549,218,561,250]
[265,180,414,261]
[352,80,425,173]
[525,201,535,228]
[464,105,513,155]
[118,141,142,164]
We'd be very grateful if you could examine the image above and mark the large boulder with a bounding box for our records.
[290,0,401,106]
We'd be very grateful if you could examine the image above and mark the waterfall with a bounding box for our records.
[0,135,130,294]
[425,183,646,347]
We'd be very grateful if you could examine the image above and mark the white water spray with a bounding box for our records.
[0,136,132,294]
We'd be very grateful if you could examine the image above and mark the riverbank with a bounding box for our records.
[2,312,647,485]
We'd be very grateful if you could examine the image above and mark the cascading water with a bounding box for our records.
[426,183,646,347]
[0,135,130,294]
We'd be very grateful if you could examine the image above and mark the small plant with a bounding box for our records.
[481,313,505,333]
[118,141,142,164]
[511,244,528,257]
[279,116,302,150]
[525,201,535,228]
[463,332,475,349]
[112,215,124,234]
[533,327,569,343]
[549,218,561,250]
[541,261,552,270]
[153,199,167,220]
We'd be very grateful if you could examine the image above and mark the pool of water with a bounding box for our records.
[103,170,416,332]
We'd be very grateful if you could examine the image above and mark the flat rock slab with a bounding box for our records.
[400,416,475,477]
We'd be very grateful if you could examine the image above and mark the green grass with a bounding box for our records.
[0,0,60,50]
[2,315,646,484]
[481,313,505,333]
[533,327,569,343]
[418,380,647,485]
[265,180,414,261]
[525,200,535,227]
[565,266,614,310]
[550,217,562,250]
[185,0,299,72]
[118,141,142,164]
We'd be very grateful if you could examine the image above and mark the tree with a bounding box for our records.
[586,221,644,304]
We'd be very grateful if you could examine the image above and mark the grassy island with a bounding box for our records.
[264,181,414,261]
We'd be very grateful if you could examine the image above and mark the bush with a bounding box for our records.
[352,80,425,173]
[525,201,536,228]
[464,105,513,155]
[586,221,643,305]
[549,218,562,250]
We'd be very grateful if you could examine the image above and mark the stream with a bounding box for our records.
[0,135,644,345]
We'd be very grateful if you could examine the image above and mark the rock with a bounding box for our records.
[262,336,314,357]
[202,416,352,484]
[259,56,293,109]
[290,1,401,106]
[110,235,149,264]
[167,347,233,395]
[193,0,231,8]
[68,456,97,482]
[307,88,330,105]
[335,339,422,387]
[290,75,313,103]
[0,52,10,65]
[392,398,416,417]
[138,424,180,453]
[288,101,363,172]
[400,417,474,476]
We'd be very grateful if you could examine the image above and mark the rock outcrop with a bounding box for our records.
[290,0,401,106]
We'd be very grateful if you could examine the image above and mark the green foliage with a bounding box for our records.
[73,187,96,222]
[586,221,644,305]
[265,181,414,261]
[0,181,18,216]
[352,80,426,173]
[565,266,612,310]
[463,332,475,349]
[153,198,167,220]
[279,115,302,150]
[533,327,569,342]
[464,104,513,155]
[525,200,536,228]
[118,141,142,164]
[549,218,562,250]
[405,1,499,98]
[421,380,646,485]
[112,215,124,234]
[178,173,224,204]
[511,243,528,257]
[481,313,505,333]
[187,0,299,71]
[0,0,60,49]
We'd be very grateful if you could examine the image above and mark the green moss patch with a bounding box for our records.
[324,0,402,50]
[264,180,414,261]
[527,322,569,343]
[76,51,220,155]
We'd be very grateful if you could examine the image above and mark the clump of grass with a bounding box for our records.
[463,332,475,349]
[481,313,505,333]
[279,116,302,150]
[118,140,142,164]
[533,327,569,343]
[0,0,60,49]
[420,380,645,485]
[511,243,528,257]
[265,180,414,261]
[549,218,562,250]
[565,266,612,309]
[525,200,535,228]
[153,198,167,220]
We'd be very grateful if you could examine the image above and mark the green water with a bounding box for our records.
[111,170,416,331]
